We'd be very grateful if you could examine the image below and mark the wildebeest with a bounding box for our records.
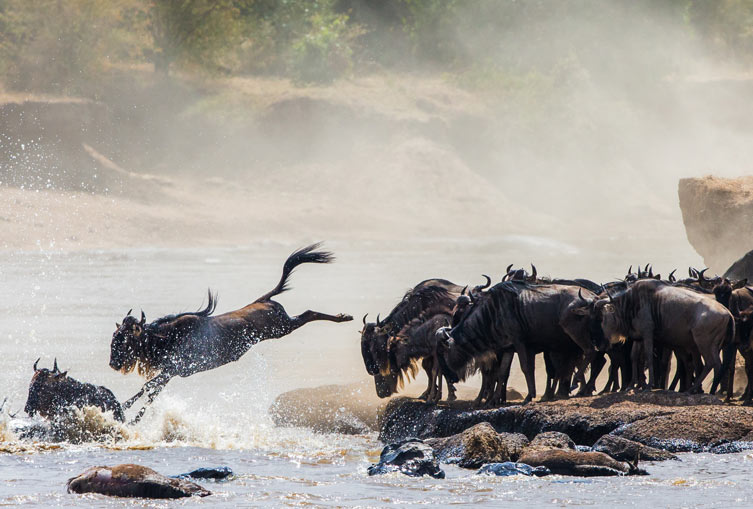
[587,279,735,393]
[110,243,352,422]
[442,281,598,403]
[25,358,125,422]
[360,279,464,400]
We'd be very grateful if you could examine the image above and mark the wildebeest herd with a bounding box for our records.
[14,243,753,431]
[360,264,753,407]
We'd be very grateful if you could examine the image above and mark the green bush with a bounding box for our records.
[288,12,362,84]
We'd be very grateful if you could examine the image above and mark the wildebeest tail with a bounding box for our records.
[256,242,334,302]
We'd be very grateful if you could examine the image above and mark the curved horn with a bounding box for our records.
[505,264,513,274]
[33,357,40,371]
[376,314,381,326]
[669,269,676,282]
[126,308,132,316]
[628,265,633,275]
[140,310,146,324]
[648,265,654,277]
[480,275,491,290]
[699,268,708,281]
[53,358,59,373]
[530,264,537,280]
[644,263,650,273]
[443,328,451,340]
[362,313,368,325]
[578,288,585,301]
[604,287,614,302]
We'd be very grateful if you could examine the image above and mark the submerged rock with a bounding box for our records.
[173,467,233,480]
[367,439,445,478]
[517,448,647,477]
[67,464,211,498]
[426,422,528,468]
[592,434,678,462]
[477,462,551,477]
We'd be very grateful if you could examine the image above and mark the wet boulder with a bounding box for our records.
[367,439,445,478]
[477,462,551,477]
[527,431,575,450]
[67,464,211,498]
[592,434,678,462]
[425,422,528,468]
[517,448,647,477]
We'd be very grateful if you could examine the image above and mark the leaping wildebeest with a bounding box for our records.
[109,243,353,423]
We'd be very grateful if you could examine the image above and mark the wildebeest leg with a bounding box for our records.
[517,346,537,404]
[418,358,433,400]
[445,379,457,402]
[655,346,671,390]
[488,350,514,407]
[630,341,646,390]
[290,311,353,329]
[692,331,722,395]
[642,331,656,391]
[542,352,556,401]
[125,373,172,424]
[580,352,604,396]
[740,347,753,403]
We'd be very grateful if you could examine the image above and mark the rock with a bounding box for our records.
[477,462,551,477]
[66,464,211,498]
[528,431,575,451]
[367,439,445,479]
[517,449,647,477]
[173,467,233,480]
[270,382,383,434]
[723,249,753,281]
[592,434,678,462]
[612,405,753,452]
[678,176,753,271]
[425,422,529,468]
[379,391,753,455]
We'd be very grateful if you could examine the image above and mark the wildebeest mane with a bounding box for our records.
[382,285,454,332]
[147,289,218,329]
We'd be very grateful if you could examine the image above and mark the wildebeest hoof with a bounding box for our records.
[337,314,353,322]
[447,393,457,402]
[67,464,211,498]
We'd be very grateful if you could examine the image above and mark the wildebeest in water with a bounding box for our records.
[109,243,353,422]
[25,358,125,422]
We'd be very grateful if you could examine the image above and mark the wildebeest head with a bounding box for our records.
[109,309,147,375]
[577,294,627,352]
[360,314,397,398]
[24,358,68,418]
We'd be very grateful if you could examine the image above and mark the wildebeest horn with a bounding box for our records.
[362,313,368,325]
[461,285,468,296]
[140,310,146,324]
[530,264,537,279]
[669,269,676,282]
[578,288,585,301]
[604,287,614,302]
[644,263,650,273]
[648,265,653,277]
[443,328,451,340]
[699,268,708,281]
[506,264,513,274]
[127,308,132,316]
[480,275,491,289]
[53,358,59,373]
[33,357,40,371]
[376,314,381,326]
[628,265,633,275]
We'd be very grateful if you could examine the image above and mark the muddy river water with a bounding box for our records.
[2,239,751,507]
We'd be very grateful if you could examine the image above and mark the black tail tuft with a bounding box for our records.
[257,242,334,302]
[197,289,219,316]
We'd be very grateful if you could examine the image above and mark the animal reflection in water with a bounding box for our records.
[109,243,353,423]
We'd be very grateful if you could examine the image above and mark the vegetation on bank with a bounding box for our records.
[1,0,753,96]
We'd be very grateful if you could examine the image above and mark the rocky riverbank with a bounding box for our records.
[379,391,753,454]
